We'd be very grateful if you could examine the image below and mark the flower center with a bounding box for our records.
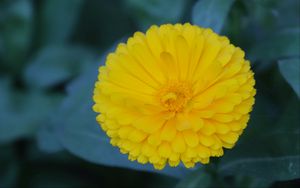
[158,82,192,112]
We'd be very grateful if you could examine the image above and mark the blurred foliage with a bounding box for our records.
[192,0,235,33]
[123,0,190,31]
[0,0,299,187]
[278,58,300,98]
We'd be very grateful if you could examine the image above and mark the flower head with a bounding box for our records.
[93,23,256,169]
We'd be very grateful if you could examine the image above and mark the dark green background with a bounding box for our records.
[0,0,299,187]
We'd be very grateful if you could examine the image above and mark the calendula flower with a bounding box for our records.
[93,23,256,170]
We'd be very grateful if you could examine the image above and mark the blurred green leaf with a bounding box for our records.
[0,161,19,188]
[192,0,235,33]
[0,0,33,72]
[249,28,300,62]
[124,0,186,30]
[24,45,96,89]
[273,0,300,29]
[175,169,211,188]
[243,0,278,31]
[218,94,300,182]
[38,0,84,45]
[223,0,300,62]
[0,145,19,188]
[53,48,189,178]
[219,156,300,182]
[244,0,300,31]
[232,175,273,188]
[278,58,300,98]
[72,0,134,50]
[26,168,88,188]
[36,120,64,153]
[0,78,62,143]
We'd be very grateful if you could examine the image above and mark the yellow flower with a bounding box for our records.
[93,23,256,170]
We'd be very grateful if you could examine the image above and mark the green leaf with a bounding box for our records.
[278,58,300,98]
[24,45,96,89]
[192,0,235,33]
[176,169,211,188]
[274,0,300,29]
[0,78,63,143]
[54,50,189,178]
[38,0,84,45]
[0,0,33,71]
[36,120,64,153]
[0,146,19,188]
[249,28,300,62]
[72,1,133,50]
[218,94,300,182]
[233,175,273,188]
[124,0,186,30]
[0,161,19,188]
[243,0,300,31]
[219,156,300,182]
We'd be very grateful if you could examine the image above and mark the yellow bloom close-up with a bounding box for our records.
[93,23,256,170]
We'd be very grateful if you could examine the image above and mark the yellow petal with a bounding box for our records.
[215,122,230,134]
[158,142,172,158]
[208,100,235,113]
[171,133,186,153]
[189,113,204,131]
[175,113,192,131]
[128,129,147,142]
[146,25,163,58]
[192,33,221,82]
[187,34,204,82]
[118,126,133,139]
[147,131,161,146]
[133,115,166,134]
[218,132,239,144]
[198,134,215,147]
[130,43,165,83]
[182,130,199,147]
[175,35,189,80]
[213,114,234,123]
[196,144,211,158]
[200,120,216,135]
[161,119,177,141]
[160,51,177,80]
[141,143,156,157]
